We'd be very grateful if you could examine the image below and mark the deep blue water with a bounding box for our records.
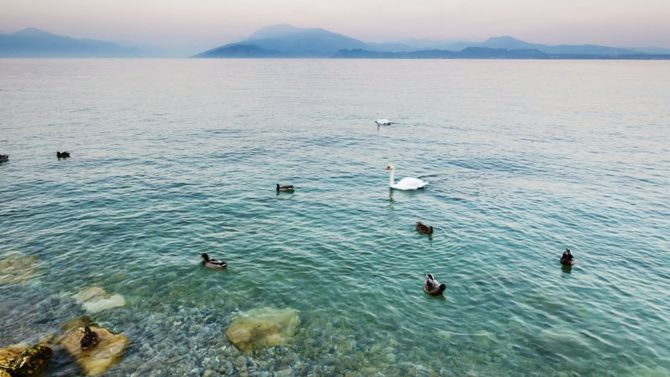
[1,59,669,376]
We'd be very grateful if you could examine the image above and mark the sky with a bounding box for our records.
[2,0,670,55]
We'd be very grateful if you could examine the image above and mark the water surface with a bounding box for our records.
[1,59,669,376]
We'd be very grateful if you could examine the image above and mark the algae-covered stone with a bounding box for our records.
[73,287,126,314]
[539,328,590,354]
[0,252,39,285]
[225,308,299,353]
[0,343,52,376]
[60,326,128,376]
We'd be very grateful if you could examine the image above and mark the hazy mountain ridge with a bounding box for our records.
[0,28,144,57]
[2,25,669,58]
[195,25,670,59]
[334,47,549,59]
[477,36,639,56]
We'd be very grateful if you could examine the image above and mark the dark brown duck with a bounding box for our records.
[424,273,446,296]
[276,184,294,192]
[416,222,433,235]
[80,326,99,350]
[560,248,575,266]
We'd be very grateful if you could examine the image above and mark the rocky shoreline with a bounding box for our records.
[0,252,442,376]
[1,287,447,376]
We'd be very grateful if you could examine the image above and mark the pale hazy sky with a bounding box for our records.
[2,0,670,55]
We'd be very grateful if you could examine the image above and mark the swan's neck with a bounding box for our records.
[388,169,396,188]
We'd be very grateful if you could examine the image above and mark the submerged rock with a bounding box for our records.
[60,326,128,376]
[225,308,300,353]
[538,327,592,359]
[0,343,52,377]
[0,252,39,285]
[73,287,126,314]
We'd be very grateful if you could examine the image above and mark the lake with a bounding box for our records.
[1,59,669,376]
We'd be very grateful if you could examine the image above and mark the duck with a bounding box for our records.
[424,273,446,296]
[385,164,428,190]
[276,184,294,193]
[560,248,575,266]
[56,151,71,159]
[201,253,226,269]
[80,326,99,350]
[416,222,434,235]
[0,154,8,162]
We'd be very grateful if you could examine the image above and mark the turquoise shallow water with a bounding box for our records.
[1,59,669,376]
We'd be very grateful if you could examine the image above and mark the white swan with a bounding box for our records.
[385,164,428,190]
[375,113,391,126]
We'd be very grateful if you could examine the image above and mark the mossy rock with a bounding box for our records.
[0,343,52,376]
[0,252,39,285]
[60,326,128,376]
[72,287,126,314]
[225,307,300,353]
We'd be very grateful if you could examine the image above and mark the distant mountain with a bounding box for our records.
[381,39,484,52]
[333,49,450,59]
[479,36,540,50]
[458,47,548,58]
[0,28,143,57]
[195,25,670,59]
[246,24,305,40]
[631,47,670,55]
[390,35,643,56]
[196,24,366,58]
[364,35,659,57]
[480,36,638,56]
[364,42,416,52]
[196,44,280,58]
[335,47,548,59]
